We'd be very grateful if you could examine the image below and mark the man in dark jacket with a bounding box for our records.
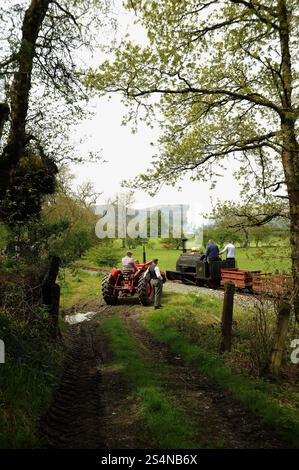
[148,258,163,309]
[205,240,221,285]
[205,239,220,261]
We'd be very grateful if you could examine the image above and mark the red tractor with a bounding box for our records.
[102,259,166,306]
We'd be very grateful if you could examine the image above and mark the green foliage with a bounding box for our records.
[95,248,122,267]
[5,219,69,263]
[0,223,8,251]
[0,154,58,227]
[48,227,95,264]
[160,235,183,250]
[156,292,283,376]
[203,225,242,246]
[210,200,289,245]
[0,284,63,448]
[41,190,99,265]
[127,236,148,250]
[87,0,297,204]
[2,180,100,267]
[248,225,272,247]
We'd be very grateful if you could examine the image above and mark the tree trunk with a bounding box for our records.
[242,227,249,248]
[278,0,299,323]
[281,123,299,324]
[0,103,10,142]
[0,0,50,203]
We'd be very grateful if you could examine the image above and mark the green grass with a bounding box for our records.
[0,360,61,448]
[236,246,291,273]
[59,268,103,310]
[154,291,276,357]
[143,306,299,447]
[102,316,198,449]
[0,304,63,448]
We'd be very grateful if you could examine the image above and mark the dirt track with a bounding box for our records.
[41,300,288,449]
[124,315,285,449]
[41,321,103,449]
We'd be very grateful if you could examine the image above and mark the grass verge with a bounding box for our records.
[102,316,198,449]
[59,268,102,310]
[0,305,63,448]
[144,308,299,448]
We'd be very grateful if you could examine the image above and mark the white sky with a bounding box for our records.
[71,96,241,209]
[69,2,242,223]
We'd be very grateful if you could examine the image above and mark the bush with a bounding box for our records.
[0,277,64,448]
[95,249,121,267]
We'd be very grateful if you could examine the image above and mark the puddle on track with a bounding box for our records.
[64,311,98,325]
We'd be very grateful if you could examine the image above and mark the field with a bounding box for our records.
[76,241,291,274]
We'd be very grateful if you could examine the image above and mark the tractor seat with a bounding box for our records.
[122,268,134,280]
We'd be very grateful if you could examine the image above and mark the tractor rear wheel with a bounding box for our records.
[102,274,118,305]
[138,274,154,306]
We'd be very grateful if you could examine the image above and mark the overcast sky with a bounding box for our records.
[69,2,242,223]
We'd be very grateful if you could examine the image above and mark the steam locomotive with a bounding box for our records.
[166,251,233,288]
[166,241,292,294]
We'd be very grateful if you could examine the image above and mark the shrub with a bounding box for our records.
[95,249,121,267]
[0,280,63,448]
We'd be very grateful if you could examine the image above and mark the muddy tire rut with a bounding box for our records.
[41,321,103,449]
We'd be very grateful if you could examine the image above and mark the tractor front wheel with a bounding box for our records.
[102,274,118,305]
[138,274,154,306]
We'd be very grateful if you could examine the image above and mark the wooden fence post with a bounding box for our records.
[41,257,61,339]
[50,283,61,339]
[269,299,291,376]
[42,256,61,305]
[220,281,235,354]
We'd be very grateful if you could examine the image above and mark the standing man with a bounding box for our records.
[205,239,220,286]
[219,241,236,268]
[148,258,163,309]
[205,239,220,261]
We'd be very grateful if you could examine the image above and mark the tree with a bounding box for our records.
[0,0,51,203]
[116,191,136,247]
[161,235,183,250]
[1,151,58,226]
[210,199,289,246]
[88,0,299,320]
[3,175,100,264]
[249,225,272,247]
[203,222,243,247]
[0,0,109,221]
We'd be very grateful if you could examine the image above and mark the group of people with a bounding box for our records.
[121,240,236,310]
[205,239,236,268]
